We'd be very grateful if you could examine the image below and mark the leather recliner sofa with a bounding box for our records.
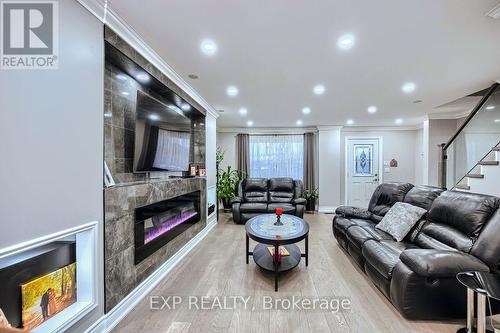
[333,182,500,319]
[232,178,306,224]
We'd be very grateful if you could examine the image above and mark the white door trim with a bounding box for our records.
[344,136,384,205]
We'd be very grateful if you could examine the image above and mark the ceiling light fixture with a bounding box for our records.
[148,114,160,121]
[395,118,404,125]
[302,107,311,115]
[226,85,239,97]
[296,120,303,126]
[494,119,500,123]
[181,103,191,111]
[413,100,423,104]
[346,119,354,125]
[367,106,377,114]
[200,39,218,55]
[247,120,253,126]
[121,91,129,96]
[402,82,416,94]
[337,34,355,50]
[239,108,248,116]
[313,84,325,95]
[486,105,496,110]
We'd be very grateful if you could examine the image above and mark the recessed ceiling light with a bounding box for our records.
[395,118,404,125]
[313,84,325,95]
[337,34,355,50]
[239,108,248,116]
[200,39,218,55]
[495,119,500,123]
[413,100,423,104]
[116,74,127,81]
[302,107,311,115]
[296,120,303,126]
[486,105,496,110]
[367,106,377,114]
[218,109,225,113]
[346,119,354,125]
[226,85,239,97]
[247,120,253,126]
[148,114,160,121]
[136,73,150,83]
[402,82,416,94]
[181,103,191,111]
[188,74,199,79]
[121,91,129,96]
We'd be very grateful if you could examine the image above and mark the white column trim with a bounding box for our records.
[76,0,219,119]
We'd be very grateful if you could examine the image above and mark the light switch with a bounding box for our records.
[383,161,390,166]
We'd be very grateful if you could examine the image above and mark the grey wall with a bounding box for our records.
[0,0,104,331]
[428,119,458,186]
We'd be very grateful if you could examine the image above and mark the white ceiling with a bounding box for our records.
[109,0,500,128]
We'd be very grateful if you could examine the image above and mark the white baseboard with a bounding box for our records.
[318,206,338,214]
[84,219,217,333]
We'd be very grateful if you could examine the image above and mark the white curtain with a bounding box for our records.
[249,135,304,180]
[153,129,190,171]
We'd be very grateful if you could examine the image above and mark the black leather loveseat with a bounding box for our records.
[231,178,306,224]
[333,182,500,319]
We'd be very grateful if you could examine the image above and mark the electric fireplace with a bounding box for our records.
[134,191,201,264]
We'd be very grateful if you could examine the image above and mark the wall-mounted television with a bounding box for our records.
[134,91,193,172]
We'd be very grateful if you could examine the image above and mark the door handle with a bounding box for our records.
[373,178,379,182]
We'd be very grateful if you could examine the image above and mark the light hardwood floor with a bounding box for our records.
[113,213,476,333]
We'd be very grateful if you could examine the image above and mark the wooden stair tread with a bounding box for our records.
[466,173,484,179]
[455,184,470,190]
[479,160,499,166]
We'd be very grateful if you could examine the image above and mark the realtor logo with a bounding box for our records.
[1,1,58,69]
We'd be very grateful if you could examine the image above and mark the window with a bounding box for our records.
[249,135,304,180]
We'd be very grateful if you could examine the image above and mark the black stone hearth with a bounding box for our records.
[134,191,200,264]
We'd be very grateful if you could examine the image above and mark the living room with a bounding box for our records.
[1,1,500,333]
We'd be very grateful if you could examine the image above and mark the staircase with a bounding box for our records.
[455,146,500,196]
[441,82,500,195]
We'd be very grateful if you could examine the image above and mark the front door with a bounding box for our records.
[346,138,380,207]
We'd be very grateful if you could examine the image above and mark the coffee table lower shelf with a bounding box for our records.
[252,243,301,272]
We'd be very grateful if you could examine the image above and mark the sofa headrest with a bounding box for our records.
[243,178,268,192]
[368,182,414,216]
[403,185,444,211]
[269,178,294,192]
[428,191,500,238]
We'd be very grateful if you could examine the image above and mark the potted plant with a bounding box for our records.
[303,188,319,213]
[216,147,242,212]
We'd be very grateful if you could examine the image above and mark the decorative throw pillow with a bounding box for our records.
[376,202,427,242]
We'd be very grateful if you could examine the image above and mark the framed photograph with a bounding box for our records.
[20,263,77,331]
[189,164,197,176]
[198,168,206,176]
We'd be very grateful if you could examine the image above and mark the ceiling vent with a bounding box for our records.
[486,3,500,19]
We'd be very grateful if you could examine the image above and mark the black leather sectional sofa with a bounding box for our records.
[333,183,500,319]
[232,178,306,224]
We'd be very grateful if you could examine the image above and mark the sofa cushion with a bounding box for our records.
[242,179,268,203]
[428,191,499,238]
[239,203,267,213]
[376,202,427,241]
[403,185,444,211]
[267,203,295,214]
[268,178,294,203]
[335,206,372,219]
[418,222,473,252]
[362,240,419,279]
[368,182,414,216]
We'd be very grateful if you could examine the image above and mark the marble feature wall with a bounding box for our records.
[103,27,210,312]
[104,177,207,311]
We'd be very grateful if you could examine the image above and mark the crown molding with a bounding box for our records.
[486,3,500,19]
[426,110,470,120]
[341,124,422,131]
[316,125,343,131]
[76,0,219,119]
[217,127,318,134]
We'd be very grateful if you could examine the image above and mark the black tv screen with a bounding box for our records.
[134,91,192,172]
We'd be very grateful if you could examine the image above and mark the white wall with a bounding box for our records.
[340,128,419,204]
[414,128,425,185]
[318,127,342,211]
[427,119,458,186]
[0,0,104,331]
[217,132,237,172]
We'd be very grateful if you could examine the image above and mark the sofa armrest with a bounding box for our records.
[400,249,489,278]
[231,196,243,204]
[293,198,306,205]
[335,206,372,220]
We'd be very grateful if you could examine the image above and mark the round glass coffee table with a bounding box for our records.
[245,214,309,291]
